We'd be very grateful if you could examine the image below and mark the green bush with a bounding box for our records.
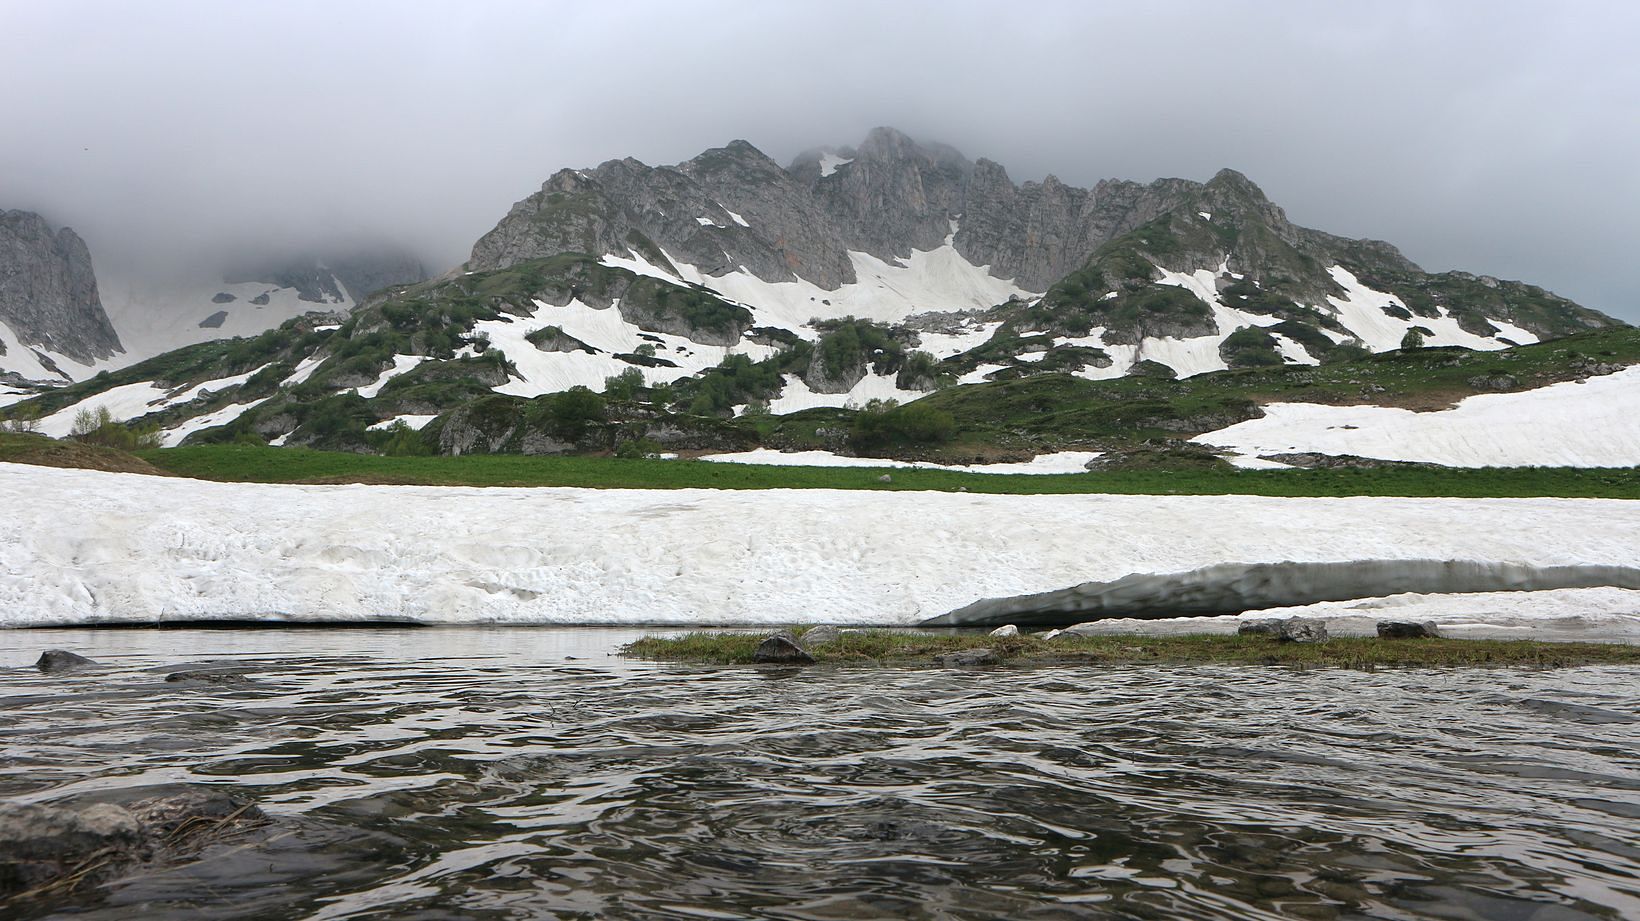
[850,400,956,450]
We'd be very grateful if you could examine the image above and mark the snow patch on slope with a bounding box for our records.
[1323,266,1524,352]
[699,449,1103,474]
[1195,365,1640,467]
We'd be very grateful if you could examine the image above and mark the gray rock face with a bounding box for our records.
[753,631,815,664]
[0,210,122,367]
[1277,617,1329,644]
[1377,621,1442,639]
[1237,620,1283,638]
[224,249,427,304]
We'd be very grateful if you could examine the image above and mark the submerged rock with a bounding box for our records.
[35,650,96,673]
[1278,618,1329,644]
[1377,621,1442,639]
[937,648,1000,668]
[988,625,1019,637]
[801,625,842,647]
[0,787,263,899]
[753,631,815,664]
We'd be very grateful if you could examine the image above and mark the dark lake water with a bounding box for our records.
[3,627,1639,920]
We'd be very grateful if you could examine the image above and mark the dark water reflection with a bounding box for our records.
[3,628,1639,920]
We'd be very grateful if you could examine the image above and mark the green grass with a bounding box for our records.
[130,443,1640,497]
[623,629,1640,668]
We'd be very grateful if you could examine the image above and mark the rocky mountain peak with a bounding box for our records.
[0,209,122,376]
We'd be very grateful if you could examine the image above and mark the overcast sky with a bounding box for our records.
[2,0,1635,319]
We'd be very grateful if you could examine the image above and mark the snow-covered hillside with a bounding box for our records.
[100,275,352,369]
[3,463,1637,631]
[1196,365,1640,467]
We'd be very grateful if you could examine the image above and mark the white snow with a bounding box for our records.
[694,217,721,228]
[100,274,351,369]
[37,382,170,437]
[4,464,1637,628]
[1063,588,1640,644]
[914,321,1003,358]
[818,153,853,177]
[599,222,1035,332]
[351,355,426,398]
[158,398,269,447]
[281,353,327,387]
[1196,364,1640,467]
[368,414,438,431]
[1323,266,1511,352]
[760,373,929,414]
[0,321,99,383]
[1198,211,1212,220]
[698,449,1103,475]
[473,298,777,398]
[722,207,751,228]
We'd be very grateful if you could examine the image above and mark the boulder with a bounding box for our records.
[1278,617,1329,644]
[1036,629,1063,641]
[1376,621,1442,639]
[937,648,1000,667]
[752,631,815,664]
[877,473,893,483]
[988,624,1019,637]
[1237,620,1283,638]
[35,650,96,673]
[800,625,842,647]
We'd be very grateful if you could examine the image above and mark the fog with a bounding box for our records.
[2,0,1635,319]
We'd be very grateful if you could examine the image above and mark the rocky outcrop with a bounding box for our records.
[224,249,427,304]
[0,210,122,367]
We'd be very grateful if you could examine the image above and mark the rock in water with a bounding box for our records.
[1278,618,1330,644]
[36,649,96,672]
[988,624,1019,637]
[753,631,815,664]
[937,648,1000,667]
[801,625,842,647]
[1237,620,1283,637]
[1377,621,1442,639]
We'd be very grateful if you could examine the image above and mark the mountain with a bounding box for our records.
[0,210,123,388]
[2,129,1626,460]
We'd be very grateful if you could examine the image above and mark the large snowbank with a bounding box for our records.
[3,463,1636,630]
[1195,366,1640,467]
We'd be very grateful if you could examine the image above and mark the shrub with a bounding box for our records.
[850,400,956,450]
[1401,328,1426,349]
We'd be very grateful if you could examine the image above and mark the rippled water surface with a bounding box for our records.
[4,627,1639,920]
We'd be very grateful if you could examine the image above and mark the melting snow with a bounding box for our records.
[698,449,1103,474]
[1324,266,1511,352]
[3,463,1636,627]
[352,355,427,399]
[1195,365,1640,467]
[368,414,438,431]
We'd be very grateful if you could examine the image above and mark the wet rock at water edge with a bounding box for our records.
[988,624,1019,637]
[1377,621,1442,639]
[35,650,96,673]
[937,648,1000,667]
[1237,620,1283,638]
[801,625,842,647]
[1278,618,1329,644]
[753,631,816,664]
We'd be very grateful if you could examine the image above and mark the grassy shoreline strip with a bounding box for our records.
[118,443,1640,497]
[622,630,1640,668]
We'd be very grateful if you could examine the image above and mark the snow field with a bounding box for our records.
[3,463,1635,628]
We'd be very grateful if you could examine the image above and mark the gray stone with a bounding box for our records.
[937,647,1000,667]
[1278,617,1330,644]
[988,624,1019,637]
[1376,621,1442,639]
[211,291,237,304]
[800,625,842,647]
[1237,619,1283,638]
[36,649,96,672]
[165,670,255,685]
[1036,629,1064,641]
[752,631,815,664]
[877,473,892,483]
